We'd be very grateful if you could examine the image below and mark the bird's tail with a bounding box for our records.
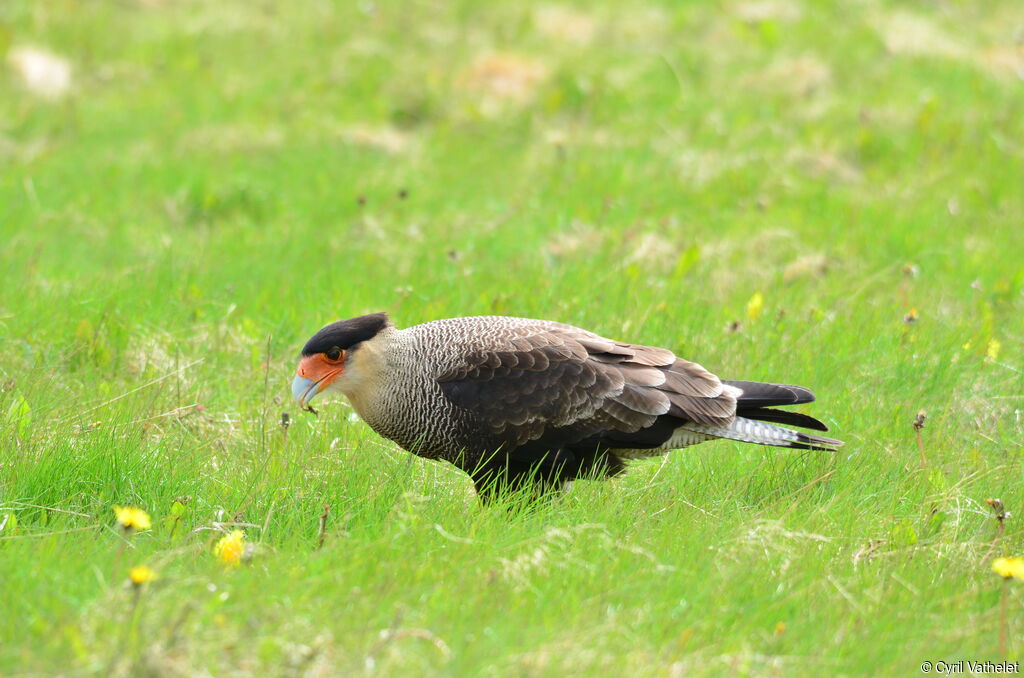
[681,416,843,451]
[688,380,844,450]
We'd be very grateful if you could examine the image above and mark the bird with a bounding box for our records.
[292,313,842,500]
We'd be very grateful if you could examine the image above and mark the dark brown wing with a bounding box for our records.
[435,322,736,455]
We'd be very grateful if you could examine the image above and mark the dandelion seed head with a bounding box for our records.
[8,47,72,99]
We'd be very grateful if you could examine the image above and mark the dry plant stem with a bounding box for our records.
[985,500,1007,559]
[1000,579,1009,658]
[317,503,329,550]
[107,587,143,676]
[982,534,1002,567]
[913,411,927,467]
[112,535,127,582]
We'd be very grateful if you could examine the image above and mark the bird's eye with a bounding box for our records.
[325,347,343,362]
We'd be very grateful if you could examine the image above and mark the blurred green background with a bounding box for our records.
[2,1,1023,676]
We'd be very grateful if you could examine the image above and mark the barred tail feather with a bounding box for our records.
[682,417,843,451]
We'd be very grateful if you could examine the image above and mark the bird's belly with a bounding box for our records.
[360,415,448,460]
[348,382,470,462]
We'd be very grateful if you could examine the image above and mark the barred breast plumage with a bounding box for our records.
[292,313,843,500]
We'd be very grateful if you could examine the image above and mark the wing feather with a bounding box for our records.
[612,384,672,416]
[435,320,737,453]
[662,360,724,397]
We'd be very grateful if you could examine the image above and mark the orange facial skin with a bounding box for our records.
[294,353,345,398]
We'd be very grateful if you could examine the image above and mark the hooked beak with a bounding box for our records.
[292,354,344,411]
[291,374,319,410]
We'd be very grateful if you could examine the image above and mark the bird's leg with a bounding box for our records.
[471,458,568,505]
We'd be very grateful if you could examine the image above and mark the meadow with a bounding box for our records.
[2,0,1024,675]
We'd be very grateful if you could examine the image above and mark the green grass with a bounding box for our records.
[2,0,1024,675]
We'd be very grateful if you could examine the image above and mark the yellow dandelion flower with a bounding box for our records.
[113,506,152,531]
[991,557,1024,580]
[746,292,764,321]
[129,565,157,586]
[214,530,246,566]
[987,339,1001,362]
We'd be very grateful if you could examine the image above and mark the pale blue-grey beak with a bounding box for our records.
[292,374,319,407]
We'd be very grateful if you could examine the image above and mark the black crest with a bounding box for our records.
[301,313,390,356]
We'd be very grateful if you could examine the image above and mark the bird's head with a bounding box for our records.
[292,312,390,411]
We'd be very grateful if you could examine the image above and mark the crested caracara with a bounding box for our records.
[292,313,842,499]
